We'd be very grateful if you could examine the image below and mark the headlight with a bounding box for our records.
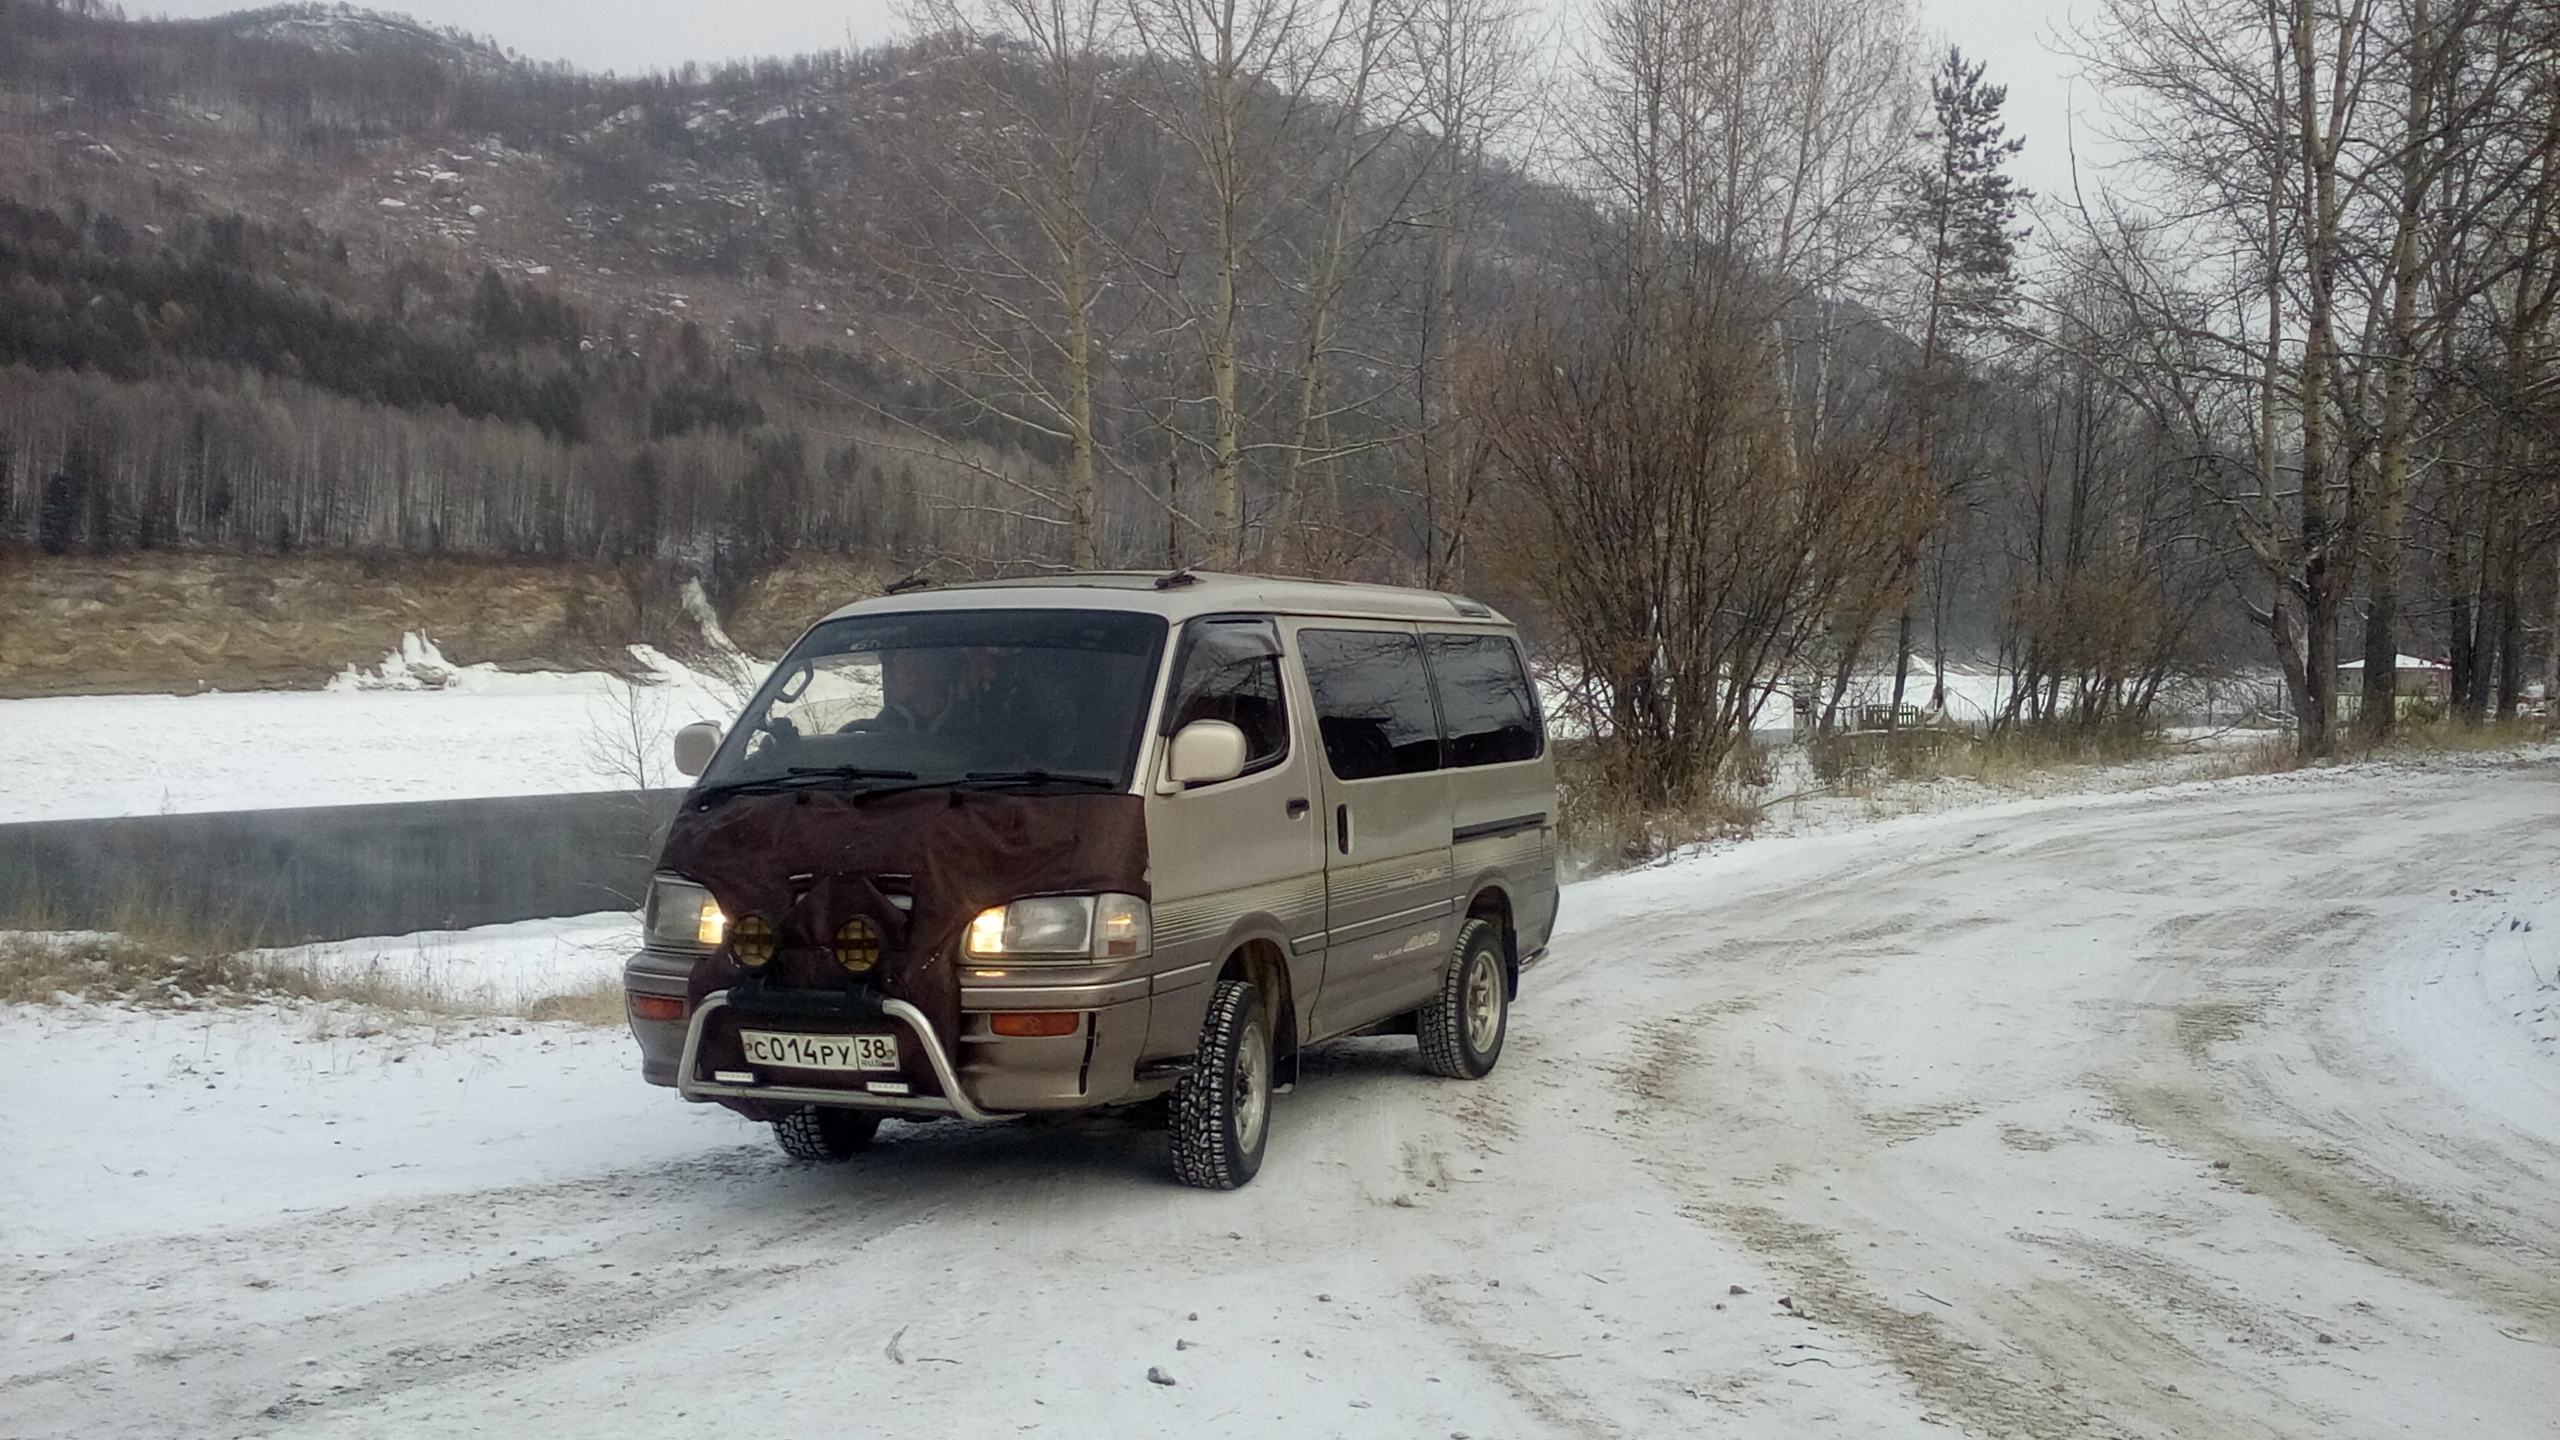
[646,877,725,951]
[965,893,1151,960]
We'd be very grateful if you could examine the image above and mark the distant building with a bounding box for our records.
[2336,654,2451,719]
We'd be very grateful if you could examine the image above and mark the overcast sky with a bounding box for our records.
[126,0,2111,203]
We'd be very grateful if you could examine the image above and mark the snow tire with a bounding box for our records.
[1170,979,1272,1190]
[1419,917,1507,1079]
[773,1105,880,1162]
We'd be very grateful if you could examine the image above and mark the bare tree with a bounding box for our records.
[1469,0,1931,806]
[1402,0,1537,584]
[2073,0,2387,754]
[1120,0,1320,566]
[869,1,1134,567]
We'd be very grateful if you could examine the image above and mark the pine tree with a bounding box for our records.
[1892,47,2030,717]
[1903,48,2030,359]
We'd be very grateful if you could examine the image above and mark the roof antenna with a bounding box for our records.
[884,570,935,595]
[1153,569,1199,590]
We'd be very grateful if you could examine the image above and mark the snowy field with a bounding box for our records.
[0,638,748,824]
[5,755,2556,1438]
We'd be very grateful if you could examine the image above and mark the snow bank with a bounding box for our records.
[261,910,639,1012]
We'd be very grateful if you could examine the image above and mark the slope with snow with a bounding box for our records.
[3,758,2555,1438]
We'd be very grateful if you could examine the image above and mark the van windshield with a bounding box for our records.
[701,608,1169,796]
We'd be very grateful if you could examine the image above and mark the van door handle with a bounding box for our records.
[1335,804,1352,854]
[1286,797,1310,819]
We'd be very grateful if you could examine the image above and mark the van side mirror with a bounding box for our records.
[1167,720,1249,786]
[671,721,722,778]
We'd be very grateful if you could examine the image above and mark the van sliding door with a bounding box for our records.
[1294,623,1453,1038]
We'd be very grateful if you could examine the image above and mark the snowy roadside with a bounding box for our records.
[1643,730,2560,873]
[4,753,2556,1439]
[261,910,641,1014]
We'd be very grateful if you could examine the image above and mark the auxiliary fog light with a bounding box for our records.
[836,916,883,974]
[730,914,776,969]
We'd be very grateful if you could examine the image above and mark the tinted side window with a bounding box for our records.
[1425,633,1544,767]
[1300,629,1442,780]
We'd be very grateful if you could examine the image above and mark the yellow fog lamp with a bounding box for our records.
[730,914,776,969]
[835,916,884,974]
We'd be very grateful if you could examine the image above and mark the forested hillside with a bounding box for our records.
[0,0,1581,585]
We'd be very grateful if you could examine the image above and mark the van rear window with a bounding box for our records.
[1300,629,1443,780]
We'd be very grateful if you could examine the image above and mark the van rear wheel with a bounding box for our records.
[1170,979,1272,1190]
[773,1105,880,1162]
[1420,918,1507,1079]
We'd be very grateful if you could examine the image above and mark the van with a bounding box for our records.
[621,572,1558,1189]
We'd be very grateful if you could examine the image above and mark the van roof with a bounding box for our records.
[816,571,1512,627]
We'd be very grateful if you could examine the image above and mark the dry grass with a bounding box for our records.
[521,976,631,1026]
[1809,720,2174,791]
[1553,738,1764,873]
[2342,714,2555,756]
[2186,714,2551,776]
[0,894,630,1026]
[0,929,437,1010]
[2186,730,2308,780]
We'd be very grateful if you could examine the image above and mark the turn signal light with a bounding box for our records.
[629,993,686,1023]
[990,1012,1082,1038]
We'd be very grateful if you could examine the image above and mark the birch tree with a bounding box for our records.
[875,0,1132,568]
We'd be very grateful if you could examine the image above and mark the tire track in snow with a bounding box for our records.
[1,1141,975,1438]
[1571,759,2560,1439]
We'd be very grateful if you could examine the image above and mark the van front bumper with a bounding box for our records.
[676,990,1020,1123]
[627,946,1161,1117]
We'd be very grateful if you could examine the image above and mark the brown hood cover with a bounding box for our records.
[660,788,1149,1045]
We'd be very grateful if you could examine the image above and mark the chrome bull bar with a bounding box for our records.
[675,990,1018,1123]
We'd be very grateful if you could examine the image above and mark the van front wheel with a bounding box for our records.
[1170,979,1272,1190]
[1420,919,1507,1079]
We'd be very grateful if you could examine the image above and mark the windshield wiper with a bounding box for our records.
[790,764,920,782]
[960,769,1122,790]
[695,764,919,801]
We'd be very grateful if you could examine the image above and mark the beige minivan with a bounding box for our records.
[622,571,1557,1188]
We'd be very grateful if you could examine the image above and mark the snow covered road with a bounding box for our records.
[5,758,2556,1438]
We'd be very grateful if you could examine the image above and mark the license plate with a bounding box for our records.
[739,1029,901,1072]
